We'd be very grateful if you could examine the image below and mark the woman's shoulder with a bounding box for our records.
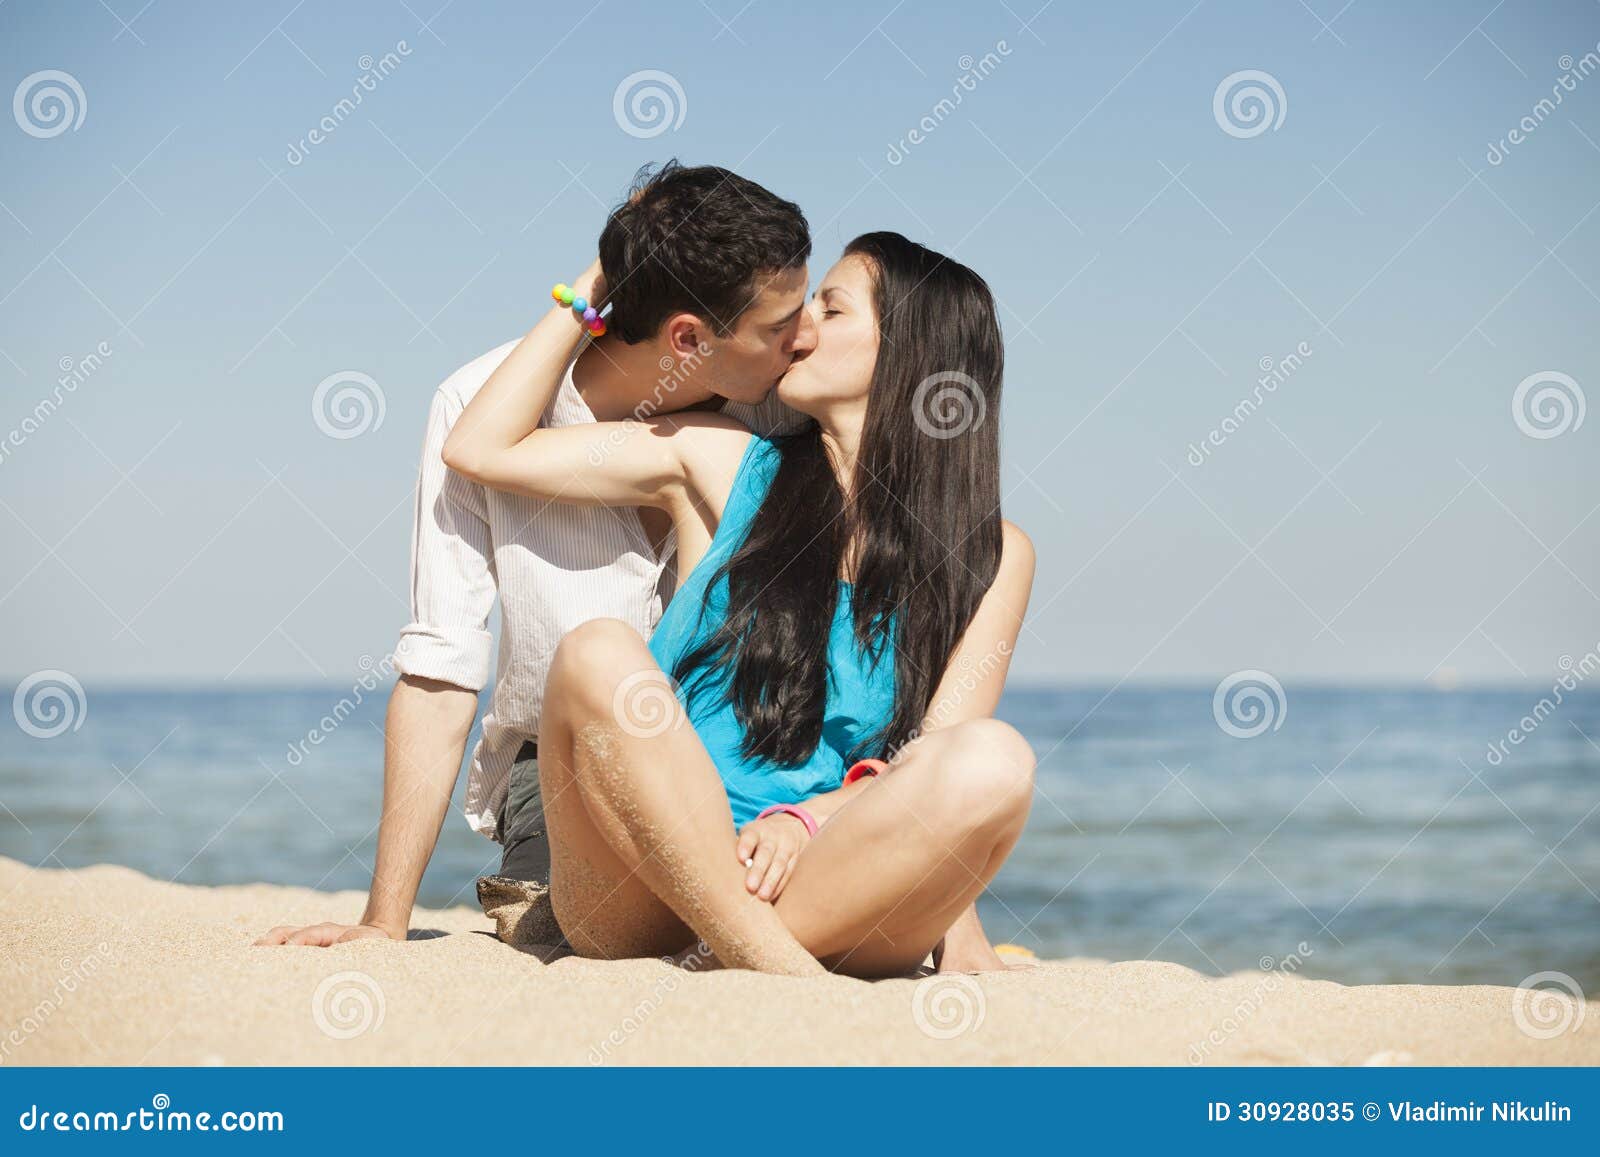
[639,412,762,509]
[638,411,754,462]
[996,519,1036,586]
[1000,519,1035,564]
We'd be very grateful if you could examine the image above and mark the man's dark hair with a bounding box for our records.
[598,161,811,344]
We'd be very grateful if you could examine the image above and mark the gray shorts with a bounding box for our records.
[495,740,550,884]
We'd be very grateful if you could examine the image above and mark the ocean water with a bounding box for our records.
[2,682,1596,991]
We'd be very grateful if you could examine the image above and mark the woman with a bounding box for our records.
[444,233,1036,978]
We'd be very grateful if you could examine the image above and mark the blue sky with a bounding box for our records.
[1,0,1597,685]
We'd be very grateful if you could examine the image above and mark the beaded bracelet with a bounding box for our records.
[551,283,607,336]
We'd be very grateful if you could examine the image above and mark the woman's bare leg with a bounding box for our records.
[537,618,823,976]
[773,718,1035,978]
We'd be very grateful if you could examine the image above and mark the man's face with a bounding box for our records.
[700,266,815,405]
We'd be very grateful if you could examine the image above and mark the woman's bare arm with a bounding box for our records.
[442,259,743,512]
[915,520,1037,969]
[921,520,1035,728]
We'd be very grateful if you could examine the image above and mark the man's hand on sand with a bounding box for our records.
[253,922,396,947]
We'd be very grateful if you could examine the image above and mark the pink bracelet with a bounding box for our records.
[755,803,818,837]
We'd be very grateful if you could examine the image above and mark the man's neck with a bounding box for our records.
[571,336,725,422]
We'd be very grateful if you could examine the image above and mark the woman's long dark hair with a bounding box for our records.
[674,232,1005,766]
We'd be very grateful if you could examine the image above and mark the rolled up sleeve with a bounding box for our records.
[394,387,496,691]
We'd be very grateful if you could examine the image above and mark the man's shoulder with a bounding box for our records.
[433,339,523,410]
[723,391,809,437]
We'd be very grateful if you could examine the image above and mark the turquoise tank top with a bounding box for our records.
[647,434,897,827]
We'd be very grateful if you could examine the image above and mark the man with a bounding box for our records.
[258,161,1005,971]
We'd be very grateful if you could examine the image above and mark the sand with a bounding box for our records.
[2,856,1595,1066]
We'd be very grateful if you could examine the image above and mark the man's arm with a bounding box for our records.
[256,676,476,945]
[257,375,499,946]
[360,675,478,936]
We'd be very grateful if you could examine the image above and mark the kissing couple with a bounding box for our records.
[261,161,1037,977]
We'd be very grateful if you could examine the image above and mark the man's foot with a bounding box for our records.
[476,875,567,958]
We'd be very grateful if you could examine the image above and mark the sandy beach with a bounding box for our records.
[2,856,1594,1066]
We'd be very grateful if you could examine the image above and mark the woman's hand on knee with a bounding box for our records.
[734,813,812,902]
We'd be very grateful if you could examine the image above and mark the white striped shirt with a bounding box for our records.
[395,340,801,838]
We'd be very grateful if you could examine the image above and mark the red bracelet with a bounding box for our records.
[755,803,818,837]
[843,758,889,786]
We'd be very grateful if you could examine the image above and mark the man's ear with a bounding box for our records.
[663,313,706,359]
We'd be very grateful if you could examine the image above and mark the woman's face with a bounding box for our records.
[776,254,880,415]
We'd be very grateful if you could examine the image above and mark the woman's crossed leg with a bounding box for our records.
[537,619,1034,978]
